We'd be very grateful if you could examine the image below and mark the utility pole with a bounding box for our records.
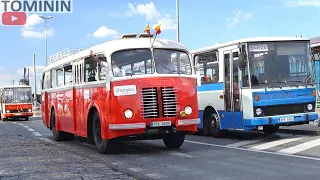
[176,0,180,42]
[39,15,53,66]
[33,54,37,107]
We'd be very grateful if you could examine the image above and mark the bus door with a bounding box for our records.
[74,59,85,136]
[0,89,3,118]
[224,49,243,130]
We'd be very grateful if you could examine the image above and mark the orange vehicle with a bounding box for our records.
[40,31,200,154]
[0,85,33,121]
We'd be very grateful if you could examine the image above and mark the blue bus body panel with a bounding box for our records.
[197,87,318,131]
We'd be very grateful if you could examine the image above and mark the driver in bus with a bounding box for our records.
[154,50,175,73]
[90,50,123,77]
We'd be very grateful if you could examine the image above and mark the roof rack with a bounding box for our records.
[139,33,154,38]
[49,48,85,64]
[121,33,137,39]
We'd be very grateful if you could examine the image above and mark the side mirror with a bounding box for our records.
[238,52,247,69]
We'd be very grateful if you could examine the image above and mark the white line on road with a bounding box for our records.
[277,138,320,155]
[248,137,304,151]
[145,173,167,179]
[39,138,53,143]
[27,128,35,132]
[111,162,124,166]
[32,132,42,136]
[185,140,320,161]
[225,138,268,148]
[127,167,142,172]
[167,151,194,158]
[23,125,29,128]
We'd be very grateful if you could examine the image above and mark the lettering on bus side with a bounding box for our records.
[114,85,137,96]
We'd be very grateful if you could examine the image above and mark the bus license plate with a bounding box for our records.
[150,121,171,127]
[279,117,294,122]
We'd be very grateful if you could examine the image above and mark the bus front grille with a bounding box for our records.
[140,87,159,118]
[161,87,178,117]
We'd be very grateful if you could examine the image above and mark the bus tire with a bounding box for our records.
[163,132,185,149]
[208,112,224,138]
[51,110,67,141]
[263,125,279,135]
[92,111,113,154]
[24,117,29,121]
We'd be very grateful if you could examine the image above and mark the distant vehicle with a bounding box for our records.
[40,32,200,154]
[0,85,33,121]
[191,37,318,137]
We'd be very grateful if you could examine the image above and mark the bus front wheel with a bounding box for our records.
[92,111,114,154]
[208,112,224,138]
[51,110,73,141]
[163,132,185,149]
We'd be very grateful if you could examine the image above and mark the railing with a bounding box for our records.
[49,48,85,64]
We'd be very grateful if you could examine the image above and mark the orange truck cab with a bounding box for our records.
[0,85,33,121]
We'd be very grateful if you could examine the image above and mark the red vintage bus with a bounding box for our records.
[41,33,200,154]
[0,85,33,121]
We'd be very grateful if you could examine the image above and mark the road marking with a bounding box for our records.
[32,132,42,136]
[185,140,320,161]
[39,138,53,143]
[111,162,124,166]
[248,137,304,151]
[145,173,167,179]
[27,128,35,132]
[18,123,24,126]
[23,125,29,128]
[128,167,142,172]
[225,138,268,148]
[11,122,17,124]
[277,138,320,155]
[167,151,194,158]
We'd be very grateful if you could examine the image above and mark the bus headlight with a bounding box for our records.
[124,109,133,119]
[256,108,262,116]
[28,109,32,112]
[6,110,10,113]
[307,104,313,111]
[184,106,192,115]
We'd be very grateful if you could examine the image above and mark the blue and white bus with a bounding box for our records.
[191,37,319,137]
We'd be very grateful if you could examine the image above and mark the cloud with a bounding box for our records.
[227,10,253,28]
[87,26,119,38]
[125,2,176,30]
[21,14,54,38]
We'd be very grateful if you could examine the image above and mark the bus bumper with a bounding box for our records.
[3,112,34,118]
[108,118,201,130]
[243,112,318,128]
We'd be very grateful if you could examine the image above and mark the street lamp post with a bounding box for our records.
[38,15,53,66]
[176,0,180,42]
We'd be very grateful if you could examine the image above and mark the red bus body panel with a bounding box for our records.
[42,76,199,140]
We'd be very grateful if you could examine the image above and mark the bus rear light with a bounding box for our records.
[254,94,259,101]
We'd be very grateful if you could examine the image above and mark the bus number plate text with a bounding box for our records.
[150,121,171,127]
[279,117,294,122]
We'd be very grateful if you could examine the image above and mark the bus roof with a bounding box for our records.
[44,37,188,72]
[0,85,31,89]
[191,36,310,54]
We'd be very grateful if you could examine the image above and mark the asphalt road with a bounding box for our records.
[1,117,320,180]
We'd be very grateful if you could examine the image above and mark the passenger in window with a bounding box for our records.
[90,50,123,77]
[154,50,175,73]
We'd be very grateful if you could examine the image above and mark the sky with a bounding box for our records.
[1,0,320,93]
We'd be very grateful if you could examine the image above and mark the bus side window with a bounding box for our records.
[84,56,98,82]
[56,68,64,87]
[41,73,45,90]
[51,69,56,88]
[64,64,73,85]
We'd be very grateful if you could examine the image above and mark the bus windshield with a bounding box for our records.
[3,87,32,104]
[247,41,313,88]
[111,48,192,76]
